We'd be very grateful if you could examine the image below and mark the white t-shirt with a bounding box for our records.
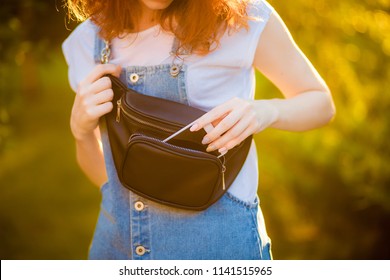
[62,0,273,203]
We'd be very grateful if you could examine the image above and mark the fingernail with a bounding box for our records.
[190,123,198,132]
[218,147,227,155]
[202,137,210,145]
[206,144,216,152]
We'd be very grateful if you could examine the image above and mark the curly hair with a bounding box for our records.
[65,0,252,54]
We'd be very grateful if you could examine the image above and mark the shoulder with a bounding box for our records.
[246,0,274,38]
[62,19,98,92]
[62,19,96,63]
[247,0,274,20]
[228,0,273,67]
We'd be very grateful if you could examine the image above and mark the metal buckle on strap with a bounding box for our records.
[100,40,111,64]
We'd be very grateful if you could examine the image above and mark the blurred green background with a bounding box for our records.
[0,0,389,260]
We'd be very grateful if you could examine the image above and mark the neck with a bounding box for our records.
[136,5,159,32]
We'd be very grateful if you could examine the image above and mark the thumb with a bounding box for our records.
[112,64,122,78]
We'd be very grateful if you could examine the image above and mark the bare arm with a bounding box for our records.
[190,10,335,153]
[70,64,122,187]
[254,11,335,131]
[73,127,107,186]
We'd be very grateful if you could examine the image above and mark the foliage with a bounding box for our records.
[0,0,77,153]
[256,0,390,259]
[0,0,389,259]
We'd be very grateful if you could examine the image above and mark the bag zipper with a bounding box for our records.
[221,156,226,190]
[130,134,227,190]
[116,99,177,133]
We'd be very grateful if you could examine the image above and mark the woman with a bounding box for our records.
[62,0,335,259]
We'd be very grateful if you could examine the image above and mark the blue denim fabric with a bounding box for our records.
[88,37,272,260]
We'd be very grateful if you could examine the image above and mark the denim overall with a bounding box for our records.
[88,35,272,260]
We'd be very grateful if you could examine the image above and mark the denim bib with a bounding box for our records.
[88,34,272,260]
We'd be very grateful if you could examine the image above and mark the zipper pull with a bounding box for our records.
[116,99,122,123]
[221,156,226,190]
[222,165,226,190]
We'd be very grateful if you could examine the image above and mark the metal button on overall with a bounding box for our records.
[129,73,139,83]
[170,65,180,77]
[134,201,145,211]
[135,246,147,256]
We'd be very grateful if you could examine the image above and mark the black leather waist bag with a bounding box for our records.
[102,74,252,211]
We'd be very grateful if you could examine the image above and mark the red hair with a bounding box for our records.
[66,0,252,54]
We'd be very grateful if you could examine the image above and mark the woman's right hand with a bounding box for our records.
[70,64,122,140]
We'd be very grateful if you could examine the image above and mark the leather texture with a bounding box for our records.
[103,74,252,210]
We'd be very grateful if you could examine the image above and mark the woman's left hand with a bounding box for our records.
[190,97,279,154]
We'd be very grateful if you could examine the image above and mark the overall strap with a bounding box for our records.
[94,35,110,64]
[93,26,186,77]
[94,26,185,64]
[171,38,180,56]
[170,37,191,56]
[93,25,108,64]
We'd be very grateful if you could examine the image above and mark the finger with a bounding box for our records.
[86,102,114,119]
[190,100,236,132]
[208,123,254,154]
[80,76,112,97]
[90,89,114,105]
[79,64,122,89]
[96,101,114,116]
[211,116,225,127]
[222,124,255,151]
[206,114,252,151]
[202,109,244,144]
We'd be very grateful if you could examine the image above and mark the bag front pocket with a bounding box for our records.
[121,134,223,210]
